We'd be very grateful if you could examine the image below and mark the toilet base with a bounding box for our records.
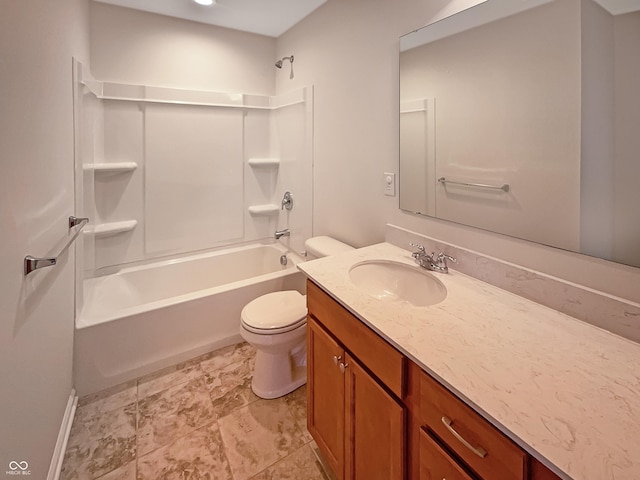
[250,349,307,399]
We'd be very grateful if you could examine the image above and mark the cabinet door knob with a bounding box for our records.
[441,416,487,458]
[333,355,342,366]
[339,362,349,373]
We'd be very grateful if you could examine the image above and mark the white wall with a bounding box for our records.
[0,0,89,476]
[90,2,276,94]
[276,0,640,304]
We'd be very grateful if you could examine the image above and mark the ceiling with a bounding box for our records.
[595,0,640,15]
[93,0,327,37]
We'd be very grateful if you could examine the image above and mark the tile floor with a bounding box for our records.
[61,342,332,480]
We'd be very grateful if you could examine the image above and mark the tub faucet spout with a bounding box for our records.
[275,229,290,240]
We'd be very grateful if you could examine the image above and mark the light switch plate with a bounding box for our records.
[384,172,396,196]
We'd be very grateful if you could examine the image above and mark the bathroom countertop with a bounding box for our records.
[297,242,640,480]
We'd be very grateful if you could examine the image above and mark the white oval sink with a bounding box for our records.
[348,260,447,307]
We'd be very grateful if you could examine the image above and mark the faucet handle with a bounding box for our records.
[409,243,425,256]
[437,252,457,264]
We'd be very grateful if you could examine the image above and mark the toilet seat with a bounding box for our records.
[241,291,307,335]
[242,316,306,335]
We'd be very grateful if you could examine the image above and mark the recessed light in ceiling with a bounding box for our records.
[193,0,215,6]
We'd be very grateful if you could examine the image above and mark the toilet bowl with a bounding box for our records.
[240,236,353,399]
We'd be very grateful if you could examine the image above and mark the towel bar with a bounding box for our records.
[24,216,89,276]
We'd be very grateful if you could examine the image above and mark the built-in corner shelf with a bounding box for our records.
[248,204,279,216]
[85,220,138,238]
[84,162,138,175]
[248,158,280,167]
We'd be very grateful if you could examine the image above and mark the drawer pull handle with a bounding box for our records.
[333,355,342,366]
[441,416,488,458]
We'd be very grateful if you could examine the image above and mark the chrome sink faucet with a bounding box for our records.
[410,243,457,273]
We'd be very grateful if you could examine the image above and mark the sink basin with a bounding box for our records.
[348,260,447,307]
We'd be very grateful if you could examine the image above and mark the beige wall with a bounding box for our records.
[274,0,481,246]
[613,11,640,267]
[580,0,616,260]
[276,0,640,304]
[0,0,89,476]
[89,2,276,94]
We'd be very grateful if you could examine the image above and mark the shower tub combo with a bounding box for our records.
[74,243,305,396]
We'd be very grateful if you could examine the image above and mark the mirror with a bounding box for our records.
[399,0,640,269]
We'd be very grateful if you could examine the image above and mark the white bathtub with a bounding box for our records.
[74,243,306,396]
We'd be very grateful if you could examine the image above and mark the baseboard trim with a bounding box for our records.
[47,389,78,480]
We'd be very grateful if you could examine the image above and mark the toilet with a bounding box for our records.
[240,236,353,399]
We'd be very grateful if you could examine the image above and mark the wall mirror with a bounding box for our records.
[399,0,640,269]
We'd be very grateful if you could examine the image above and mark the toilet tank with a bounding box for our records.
[304,236,354,259]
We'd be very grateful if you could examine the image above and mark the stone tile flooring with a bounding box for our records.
[61,342,331,480]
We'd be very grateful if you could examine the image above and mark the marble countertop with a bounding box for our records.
[297,242,640,480]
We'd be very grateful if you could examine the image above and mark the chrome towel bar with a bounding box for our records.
[24,216,89,276]
[438,176,510,193]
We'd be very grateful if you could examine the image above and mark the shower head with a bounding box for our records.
[275,55,294,69]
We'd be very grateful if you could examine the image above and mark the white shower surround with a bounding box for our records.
[78,76,314,271]
[74,243,305,396]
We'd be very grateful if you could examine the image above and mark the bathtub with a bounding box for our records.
[74,243,306,396]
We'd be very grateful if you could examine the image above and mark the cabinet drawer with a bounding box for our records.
[307,280,405,397]
[420,427,476,480]
[420,372,527,480]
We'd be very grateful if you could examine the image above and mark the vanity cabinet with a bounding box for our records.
[307,280,405,480]
[306,279,561,480]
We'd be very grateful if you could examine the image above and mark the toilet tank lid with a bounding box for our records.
[241,291,307,330]
[304,236,354,258]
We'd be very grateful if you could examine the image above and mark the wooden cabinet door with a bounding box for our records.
[345,353,406,480]
[419,428,476,480]
[308,317,345,479]
[530,458,562,480]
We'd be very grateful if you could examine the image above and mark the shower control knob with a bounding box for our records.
[281,191,293,210]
